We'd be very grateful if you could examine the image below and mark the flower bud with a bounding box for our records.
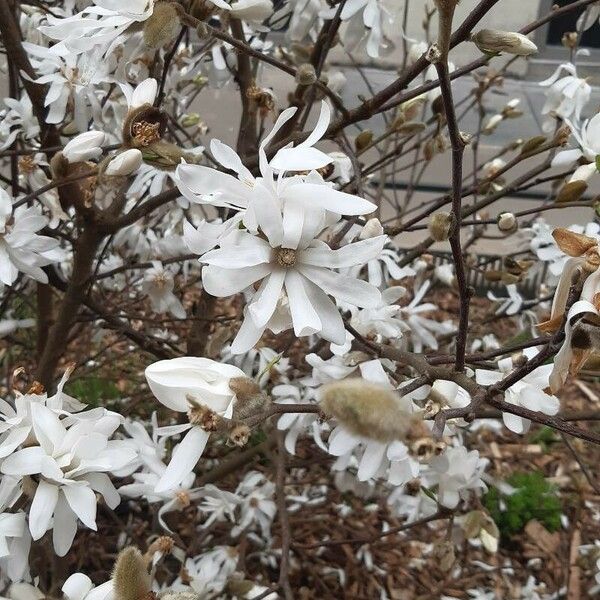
[428,211,454,242]
[319,378,419,443]
[482,114,503,135]
[359,218,384,240]
[556,180,587,203]
[112,548,151,600]
[143,2,181,49]
[180,113,202,127]
[355,130,374,152]
[62,131,106,163]
[562,31,578,49]
[105,149,143,176]
[295,63,317,86]
[471,29,538,56]
[497,212,517,233]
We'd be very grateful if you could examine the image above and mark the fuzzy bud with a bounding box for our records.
[142,140,186,171]
[428,211,454,242]
[112,547,152,600]
[143,2,181,49]
[471,29,538,56]
[319,378,419,443]
[295,63,317,86]
[497,212,517,233]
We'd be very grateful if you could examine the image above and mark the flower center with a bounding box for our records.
[132,120,161,147]
[18,155,36,175]
[275,247,297,268]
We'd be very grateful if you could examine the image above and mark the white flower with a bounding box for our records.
[201,215,385,353]
[331,0,394,59]
[0,188,63,286]
[145,357,246,491]
[349,286,406,342]
[539,63,591,131]
[426,446,487,508]
[39,0,156,57]
[399,281,454,352]
[475,348,560,434]
[0,97,39,150]
[0,402,136,556]
[62,131,106,163]
[231,471,276,538]
[552,112,600,183]
[105,149,143,176]
[142,261,185,318]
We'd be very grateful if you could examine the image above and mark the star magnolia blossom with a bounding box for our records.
[39,0,155,56]
[551,112,600,183]
[145,357,247,491]
[539,63,591,131]
[0,401,136,556]
[178,101,385,352]
[0,188,62,286]
[475,348,560,434]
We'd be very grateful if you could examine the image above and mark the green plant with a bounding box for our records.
[483,471,562,537]
[65,376,119,407]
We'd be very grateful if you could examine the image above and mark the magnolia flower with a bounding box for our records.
[141,261,185,319]
[327,0,394,58]
[399,281,454,352]
[231,471,276,538]
[0,402,136,555]
[62,131,106,163]
[0,96,39,150]
[476,348,560,433]
[552,112,600,183]
[0,188,63,286]
[145,357,247,491]
[426,446,487,508]
[539,63,591,131]
[39,0,156,56]
[201,216,385,353]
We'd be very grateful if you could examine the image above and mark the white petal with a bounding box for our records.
[29,480,59,540]
[62,574,93,600]
[155,427,209,493]
[63,485,97,530]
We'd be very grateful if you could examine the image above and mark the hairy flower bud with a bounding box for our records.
[112,548,152,600]
[295,63,317,86]
[319,378,419,443]
[471,29,538,56]
[428,211,454,242]
[497,212,517,233]
[143,2,181,49]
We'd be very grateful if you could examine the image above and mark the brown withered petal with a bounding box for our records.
[552,227,597,257]
[537,313,564,334]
